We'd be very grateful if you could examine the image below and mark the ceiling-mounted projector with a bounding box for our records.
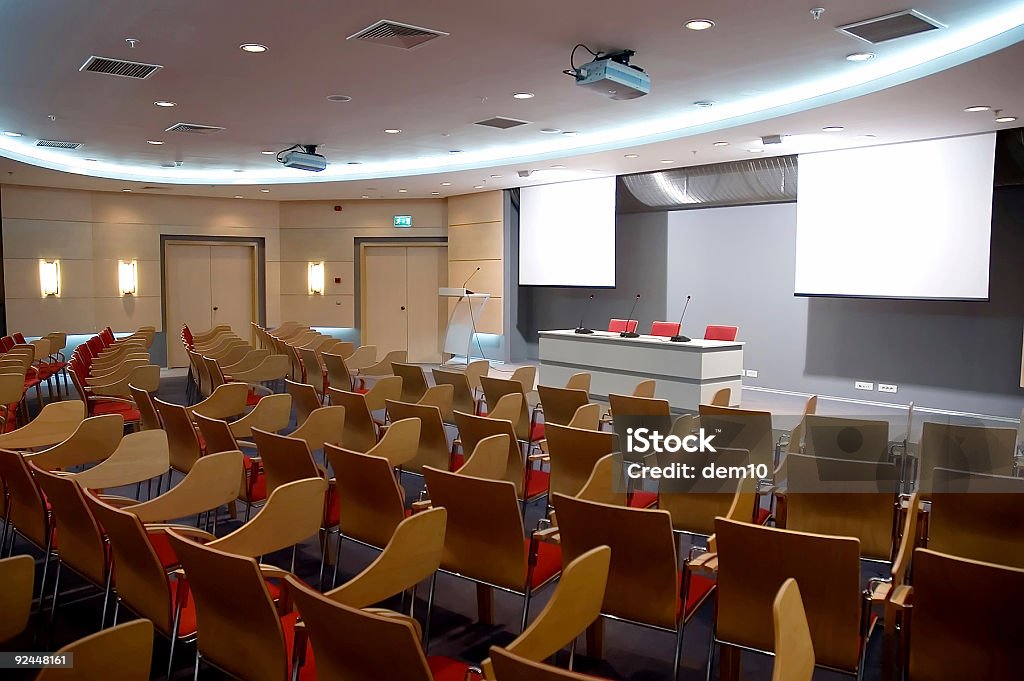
[566,47,650,100]
[277,144,327,172]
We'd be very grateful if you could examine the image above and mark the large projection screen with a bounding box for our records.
[795,133,996,300]
[519,176,616,287]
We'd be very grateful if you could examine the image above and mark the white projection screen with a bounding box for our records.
[519,176,616,287]
[795,133,996,300]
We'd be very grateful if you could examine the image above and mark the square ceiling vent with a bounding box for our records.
[837,9,944,44]
[474,117,530,130]
[347,20,449,49]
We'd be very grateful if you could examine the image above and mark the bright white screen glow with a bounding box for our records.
[795,133,995,300]
[519,176,616,287]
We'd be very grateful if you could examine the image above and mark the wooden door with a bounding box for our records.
[364,247,409,358]
[405,246,447,363]
[210,245,255,345]
[165,243,213,367]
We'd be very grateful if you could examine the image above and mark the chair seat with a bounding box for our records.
[677,571,715,621]
[92,400,141,421]
[524,468,550,500]
[428,656,481,681]
[530,422,545,442]
[280,611,317,680]
[754,507,772,525]
[149,532,187,570]
[528,538,562,588]
[246,391,262,407]
[169,578,198,637]
[324,486,339,527]
[629,490,658,509]
[243,456,267,502]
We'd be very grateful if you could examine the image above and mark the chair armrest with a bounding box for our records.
[258,564,293,580]
[95,494,141,508]
[410,500,433,513]
[688,551,719,577]
[531,526,561,545]
[146,525,217,543]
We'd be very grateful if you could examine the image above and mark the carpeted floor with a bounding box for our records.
[2,375,887,680]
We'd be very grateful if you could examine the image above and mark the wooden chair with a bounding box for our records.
[916,421,1017,496]
[0,400,84,449]
[70,429,171,492]
[432,367,479,419]
[536,385,589,428]
[423,466,561,631]
[480,545,612,678]
[709,518,870,680]
[298,345,328,395]
[771,579,815,681]
[360,416,421,468]
[25,413,124,471]
[393,362,430,403]
[229,354,291,393]
[778,395,819,457]
[510,365,537,393]
[551,493,714,679]
[608,392,670,418]
[804,415,890,464]
[228,392,292,439]
[710,387,732,407]
[0,448,56,593]
[154,398,204,475]
[361,350,408,377]
[0,555,33,643]
[631,379,656,398]
[454,410,548,510]
[456,434,512,481]
[904,548,1023,681]
[285,379,323,425]
[386,399,451,473]
[328,388,381,453]
[128,384,161,431]
[187,382,249,420]
[123,450,243,525]
[698,404,775,477]
[165,530,315,681]
[194,414,266,520]
[36,620,154,681]
[544,423,616,498]
[480,375,543,445]
[323,351,359,392]
[657,448,759,539]
[563,372,592,393]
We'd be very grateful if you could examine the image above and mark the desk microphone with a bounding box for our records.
[619,294,642,338]
[670,295,692,343]
[575,294,595,334]
[461,267,481,294]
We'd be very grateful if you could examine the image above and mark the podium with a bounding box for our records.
[439,287,489,364]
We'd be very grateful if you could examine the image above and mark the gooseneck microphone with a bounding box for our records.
[575,294,595,334]
[619,294,642,338]
[670,295,692,343]
[462,267,481,293]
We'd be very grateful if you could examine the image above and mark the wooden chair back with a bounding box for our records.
[36,620,154,681]
[698,404,774,471]
[287,405,346,454]
[453,410,525,497]
[480,375,531,440]
[536,385,589,427]
[71,430,170,491]
[783,454,898,561]
[423,466,528,590]
[656,448,750,536]
[194,413,240,454]
[326,445,407,549]
[154,398,203,473]
[188,382,249,420]
[27,413,123,471]
[714,517,862,673]
[771,579,815,681]
[209,478,327,558]
[464,359,490,391]
[166,531,292,681]
[575,453,626,506]
[0,555,33,643]
[552,493,678,629]
[189,349,212,397]
[431,368,477,419]
[545,423,616,498]
[364,417,420,468]
[489,648,595,681]
[129,384,161,430]
[918,422,1017,494]
[391,363,429,403]
[563,372,591,392]
[631,379,656,398]
[386,400,450,472]
[0,448,50,547]
[327,388,378,453]
[228,393,292,438]
[710,387,732,406]
[510,365,537,392]
[250,428,321,495]
[125,450,243,523]
[457,434,511,481]
[804,415,890,463]
[31,465,108,586]
[609,392,670,417]
[285,379,322,425]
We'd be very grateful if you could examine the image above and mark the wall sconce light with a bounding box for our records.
[39,260,60,297]
[308,261,325,295]
[118,260,138,296]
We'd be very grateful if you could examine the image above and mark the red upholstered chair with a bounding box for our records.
[607,319,639,334]
[704,325,739,341]
[650,321,681,338]
[12,333,27,345]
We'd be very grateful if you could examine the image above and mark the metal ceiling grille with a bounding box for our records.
[618,156,798,211]
[347,20,449,49]
[164,122,225,134]
[474,116,530,130]
[35,139,83,149]
[79,55,162,79]
[837,10,944,44]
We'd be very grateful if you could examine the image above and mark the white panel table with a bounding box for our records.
[538,330,744,411]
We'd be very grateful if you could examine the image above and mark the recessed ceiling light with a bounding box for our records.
[121,188,132,192]
[384,128,402,134]
[431,191,441,195]
[694,100,714,108]
[259,188,270,193]
[146,140,164,145]
[261,150,275,155]
[551,164,566,169]
[2,131,23,137]
[846,52,876,62]
[539,128,561,134]
[326,94,352,103]
[490,174,503,178]
[821,126,845,132]
[747,148,764,153]
[398,189,408,193]
[624,153,639,158]
[240,43,268,53]
[234,195,243,199]
[562,131,578,137]
[659,159,674,164]
[713,141,729,147]
[964,105,990,112]
[361,194,369,198]
[154,100,177,107]
[440,182,452,186]
[512,92,534,99]
[474,185,484,189]
[449,150,463,154]
[996,116,1018,123]
[685,19,715,30]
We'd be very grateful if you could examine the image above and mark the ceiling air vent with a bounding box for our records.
[837,10,944,44]
[474,117,530,130]
[35,139,83,149]
[165,122,225,134]
[347,19,449,49]
[79,55,162,79]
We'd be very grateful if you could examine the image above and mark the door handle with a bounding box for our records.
[213,306,219,311]
[400,306,406,311]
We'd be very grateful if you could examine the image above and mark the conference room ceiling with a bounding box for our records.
[0,0,1022,199]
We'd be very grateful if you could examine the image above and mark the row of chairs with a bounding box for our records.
[0,332,70,428]
[66,327,159,426]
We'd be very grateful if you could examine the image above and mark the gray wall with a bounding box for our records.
[665,189,1024,418]
[515,212,669,360]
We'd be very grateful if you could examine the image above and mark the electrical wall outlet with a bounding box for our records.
[746,369,758,378]
[878,383,898,394]
[855,381,874,391]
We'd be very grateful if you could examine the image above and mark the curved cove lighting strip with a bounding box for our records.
[2,8,1023,185]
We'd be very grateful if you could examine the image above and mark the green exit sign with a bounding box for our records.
[393,215,413,228]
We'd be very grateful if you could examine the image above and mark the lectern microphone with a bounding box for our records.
[575,294,596,334]
[619,294,642,338]
[670,294,692,343]
[462,267,481,294]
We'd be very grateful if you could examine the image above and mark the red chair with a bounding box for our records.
[0,336,15,352]
[650,321,681,337]
[607,319,639,334]
[12,333,27,344]
[704,325,738,341]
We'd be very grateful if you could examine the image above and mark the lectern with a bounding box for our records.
[439,287,490,364]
